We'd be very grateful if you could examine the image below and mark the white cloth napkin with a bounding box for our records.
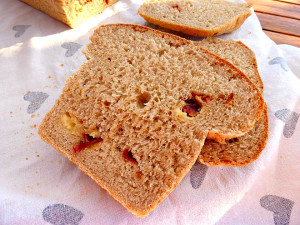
[0,0,299,224]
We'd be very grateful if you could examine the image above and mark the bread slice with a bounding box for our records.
[38,24,263,217]
[21,0,119,28]
[138,0,252,37]
[198,108,268,166]
[196,38,268,166]
[195,38,263,91]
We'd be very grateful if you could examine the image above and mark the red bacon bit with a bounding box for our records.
[218,94,226,99]
[182,105,200,117]
[172,4,181,12]
[105,0,109,4]
[225,93,234,104]
[136,172,142,179]
[73,133,103,153]
[122,149,138,164]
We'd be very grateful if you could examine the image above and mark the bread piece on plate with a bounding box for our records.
[138,0,252,37]
[38,24,263,217]
[195,37,268,166]
[20,0,119,28]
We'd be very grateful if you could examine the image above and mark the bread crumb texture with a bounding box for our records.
[38,24,263,217]
[138,0,252,37]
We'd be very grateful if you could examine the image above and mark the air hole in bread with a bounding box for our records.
[228,137,238,143]
[118,127,124,135]
[127,59,132,65]
[137,92,151,108]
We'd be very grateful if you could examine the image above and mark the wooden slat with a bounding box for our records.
[264,30,300,47]
[247,0,300,19]
[274,0,300,5]
[255,12,300,37]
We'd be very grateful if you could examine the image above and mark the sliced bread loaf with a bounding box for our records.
[39,24,263,217]
[138,0,252,37]
[21,0,119,28]
[195,37,268,166]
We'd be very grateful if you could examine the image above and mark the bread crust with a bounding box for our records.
[138,1,252,37]
[236,40,264,91]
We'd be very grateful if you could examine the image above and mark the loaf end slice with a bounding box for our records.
[21,0,119,28]
[39,24,264,216]
[138,0,252,37]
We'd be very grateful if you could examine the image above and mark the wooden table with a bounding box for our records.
[247,0,300,47]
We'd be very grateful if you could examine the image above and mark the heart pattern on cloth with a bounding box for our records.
[190,162,208,189]
[24,91,49,114]
[13,25,31,38]
[61,42,82,57]
[269,57,289,71]
[275,109,299,138]
[43,204,84,225]
[260,195,294,225]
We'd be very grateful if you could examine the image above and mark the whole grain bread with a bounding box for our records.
[38,24,264,217]
[20,0,119,28]
[196,37,268,166]
[138,0,252,37]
